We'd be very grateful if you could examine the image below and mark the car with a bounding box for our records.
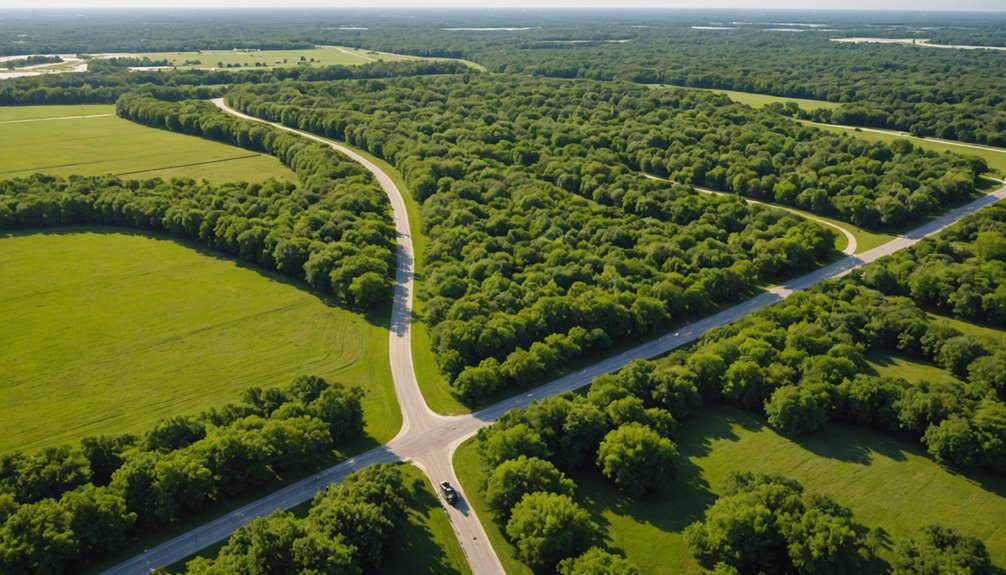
[439,481,458,505]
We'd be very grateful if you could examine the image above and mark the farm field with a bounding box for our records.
[802,119,1006,177]
[454,405,1006,575]
[117,45,483,70]
[0,229,399,453]
[0,104,294,183]
[654,84,842,112]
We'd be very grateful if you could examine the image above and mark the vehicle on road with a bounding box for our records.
[440,481,458,505]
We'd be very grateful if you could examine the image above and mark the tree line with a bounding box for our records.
[331,24,1006,147]
[2,94,398,308]
[169,464,409,574]
[225,74,984,402]
[0,376,364,574]
[0,59,469,106]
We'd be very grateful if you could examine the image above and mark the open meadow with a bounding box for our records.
[0,229,400,453]
[0,104,294,183]
[117,45,484,71]
[455,404,1006,575]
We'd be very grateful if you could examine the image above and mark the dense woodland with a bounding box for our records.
[464,204,1006,571]
[227,74,985,401]
[1,95,398,308]
[0,376,364,574]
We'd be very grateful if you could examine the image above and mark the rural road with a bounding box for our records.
[643,173,858,255]
[102,101,1006,575]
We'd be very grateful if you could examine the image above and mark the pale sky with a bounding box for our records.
[2,1,1004,11]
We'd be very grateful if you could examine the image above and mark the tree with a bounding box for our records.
[506,492,598,570]
[349,271,389,308]
[596,423,678,498]
[765,385,829,436]
[685,472,870,574]
[0,499,78,575]
[61,485,135,554]
[557,547,641,575]
[891,525,993,575]
[484,456,576,518]
[309,385,365,442]
[479,423,551,467]
[80,434,135,486]
[5,446,91,504]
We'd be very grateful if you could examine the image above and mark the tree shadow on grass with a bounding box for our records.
[2,225,393,330]
[790,422,909,466]
[573,406,756,546]
[382,469,466,575]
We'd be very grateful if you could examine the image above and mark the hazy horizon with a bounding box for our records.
[3,2,1005,13]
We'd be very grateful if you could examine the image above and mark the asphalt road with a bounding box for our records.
[643,173,858,255]
[101,102,1006,575]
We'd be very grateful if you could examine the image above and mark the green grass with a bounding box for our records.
[801,120,1006,178]
[453,437,534,575]
[0,105,294,183]
[0,228,400,453]
[455,406,1006,574]
[384,464,473,575]
[159,463,470,575]
[118,46,484,71]
[652,84,841,112]
[864,350,964,388]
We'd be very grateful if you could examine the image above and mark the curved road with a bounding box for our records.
[101,101,1006,575]
[643,173,858,255]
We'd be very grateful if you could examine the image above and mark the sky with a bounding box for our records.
[4,1,1004,11]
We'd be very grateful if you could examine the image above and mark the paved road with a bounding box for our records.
[102,102,1006,575]
[643,173,858,255]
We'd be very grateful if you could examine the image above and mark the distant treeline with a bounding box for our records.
[0,59,469,106]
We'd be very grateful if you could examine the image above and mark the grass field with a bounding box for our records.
[0,229,400,453]
[455,405,1006,574]
[654,84,841,112]
[864,350,964,387]
[801,120,1006,177]
[0,104,294,183]
[118,45,484,71]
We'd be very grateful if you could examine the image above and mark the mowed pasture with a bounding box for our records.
[117,45,482,71]
[0,230,400,453]
[802,119,1006,177]
[653,84,842,112]
[0,104,294,183]
[455,405,1006,575]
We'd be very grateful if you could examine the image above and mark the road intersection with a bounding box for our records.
[100,101,1006,575]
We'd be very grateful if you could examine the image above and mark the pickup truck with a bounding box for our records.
[439,481,458,505]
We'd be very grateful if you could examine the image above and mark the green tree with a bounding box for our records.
[479,423,551,467]
[891,525,993,575]
[596,423,678,497]
[765,385,829,436]
[506,492,598,571]
[484,456,576,518]
[557,547,641,575]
